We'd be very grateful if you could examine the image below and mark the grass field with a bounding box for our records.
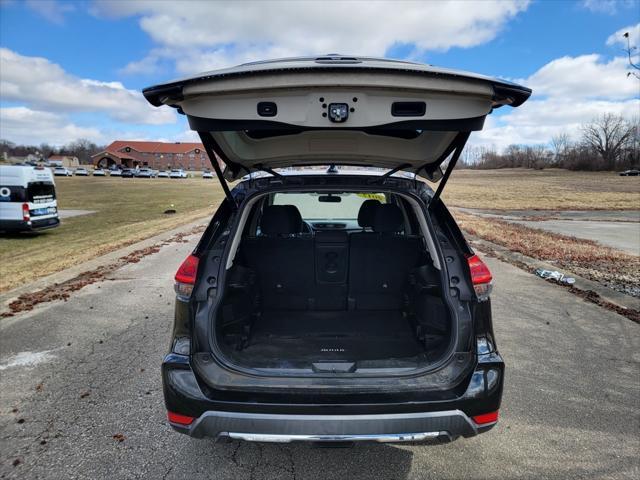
[0,176,224,292]
[455,211,639,298]
[443,169,640,300]
[440,168,640,210]
[1,168,638,293]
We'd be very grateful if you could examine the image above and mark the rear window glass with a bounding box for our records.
[28,182,56,203]
[273,192,386,220]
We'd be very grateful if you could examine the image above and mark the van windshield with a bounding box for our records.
[272,192,387,220]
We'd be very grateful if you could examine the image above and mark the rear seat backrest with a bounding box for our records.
[314,231,349,310]
[348,204,420,310]
[243,205,315,310]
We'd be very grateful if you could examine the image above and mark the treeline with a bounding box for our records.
[461,114,639,171]
[0,139,105,164]
[2,113,639,171]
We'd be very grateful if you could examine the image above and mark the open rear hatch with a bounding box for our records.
[144,56,530,377]
[143,56,530,185]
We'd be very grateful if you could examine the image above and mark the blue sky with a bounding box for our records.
[1,0,638,149]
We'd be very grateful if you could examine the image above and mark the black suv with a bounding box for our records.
[143,56,531,444]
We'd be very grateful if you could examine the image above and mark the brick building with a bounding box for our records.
[91,141,218,171]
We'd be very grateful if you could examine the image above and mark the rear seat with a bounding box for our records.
[348,204,420,310]
[243,202,421,312]
[314,230,349,310]
[243,205,315,310]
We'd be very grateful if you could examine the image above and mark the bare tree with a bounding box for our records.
[550,133,570,163]
[581,114,635,170]
[623,32,640,80]
[59,139,103,164]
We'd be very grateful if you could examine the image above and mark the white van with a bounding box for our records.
[0,165,60,232]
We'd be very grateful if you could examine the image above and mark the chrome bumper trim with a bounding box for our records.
[224,431,443,443]
[174,409,480,442]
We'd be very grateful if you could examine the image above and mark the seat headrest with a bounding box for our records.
[282,205,303,232]
[260,205,302,235]
[357,199,381,228]
[372,204,404,233]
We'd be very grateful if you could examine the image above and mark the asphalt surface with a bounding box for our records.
[57,209,96,219]
[513,220,640,255]
[457,208,640,223]
[457,208,640,255]
[1,231,638,479]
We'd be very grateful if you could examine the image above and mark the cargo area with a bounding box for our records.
[213,190,454,373]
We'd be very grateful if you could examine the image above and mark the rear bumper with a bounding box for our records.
[0,217,60,232]
[162,351,503,442]
[171,409,493,442]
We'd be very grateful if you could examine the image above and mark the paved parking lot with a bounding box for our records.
[0,231,638,479]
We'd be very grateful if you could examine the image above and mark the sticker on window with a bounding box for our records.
[357,193,386,202]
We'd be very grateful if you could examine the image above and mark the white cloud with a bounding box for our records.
[472,37,640,151]
[0,107,104,145]
[93,0,530,74]
[25,0,74,24]
[473,98,640,150]
[606,22,640,49]
[0,48,176,125]
[516,54,638,100]
[175,130,201,142]
[582,0,638,14]
[119,48,166,75]
[582,0,619,14]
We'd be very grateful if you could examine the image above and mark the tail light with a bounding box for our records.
[167,411,195,426]
[472,410,499,426]
[467,254,493,301]
[174,254,199,298]
[22,203,30,222]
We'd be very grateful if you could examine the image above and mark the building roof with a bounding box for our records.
[97,141,204,157]
[48,154,78,160]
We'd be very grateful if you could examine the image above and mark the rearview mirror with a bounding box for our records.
[318,195,341,203]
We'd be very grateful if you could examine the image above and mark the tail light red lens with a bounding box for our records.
[167,411,195,426]
[174,254,199,297]
[22,203,30,222]
[467,254,492,284]
[467,254,493,300]
[472,410,499,425]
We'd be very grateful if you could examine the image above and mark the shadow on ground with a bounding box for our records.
[182,439,414,480]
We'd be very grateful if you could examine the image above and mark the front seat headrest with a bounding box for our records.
[357,199,381,228]
[372,204,404,233]
[260,205,302,235]
[282,205,303,233]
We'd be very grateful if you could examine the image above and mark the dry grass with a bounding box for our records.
[1,225,205,317]
[0,176,224,292]
[454,211,640,297]
[439,168,640,210]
